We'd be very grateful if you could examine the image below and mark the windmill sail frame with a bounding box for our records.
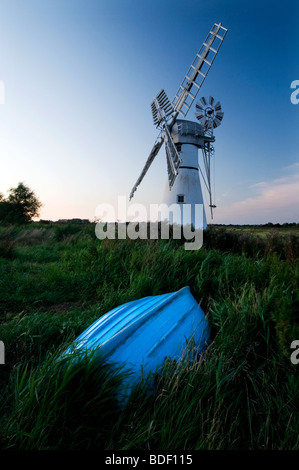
[129,22,228,203]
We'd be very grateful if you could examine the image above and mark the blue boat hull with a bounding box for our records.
[62,286,209,398]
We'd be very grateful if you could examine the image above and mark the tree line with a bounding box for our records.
[0,182,41,224]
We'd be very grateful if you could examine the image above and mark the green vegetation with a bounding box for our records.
[0,222,298,450]
[0,182,42,224]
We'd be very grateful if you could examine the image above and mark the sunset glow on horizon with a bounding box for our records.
[0,0,298,225]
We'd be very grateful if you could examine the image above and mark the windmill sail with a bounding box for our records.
[151,89,174,127]
[171,23,227,121]
[129,137,164,200]
[163,125,181,188]
[129,22,228,201]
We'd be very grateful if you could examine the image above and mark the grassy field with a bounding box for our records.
[0,222,298,450]
[224,223,299,239]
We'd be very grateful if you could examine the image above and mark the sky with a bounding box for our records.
[0,0,298,224]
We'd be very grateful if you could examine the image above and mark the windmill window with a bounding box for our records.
[177,195,184,203]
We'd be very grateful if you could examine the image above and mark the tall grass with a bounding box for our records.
[0,223,298,449]
[204,225,299,262]
[3,349,126,450]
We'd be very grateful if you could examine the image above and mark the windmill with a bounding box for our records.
[129,22,228,229]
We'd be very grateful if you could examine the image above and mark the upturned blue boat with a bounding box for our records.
[62,286,209,399]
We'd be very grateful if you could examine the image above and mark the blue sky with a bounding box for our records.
[0,0,298,224]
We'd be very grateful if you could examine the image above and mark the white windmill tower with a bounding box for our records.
[129,23,228,229]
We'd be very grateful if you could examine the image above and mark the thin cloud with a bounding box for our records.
[249,181,267,188]
[283,161,299,171]
[213,169,299,224]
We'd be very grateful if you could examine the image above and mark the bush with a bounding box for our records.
[0,183,41,224]
[0,237,15,259]
[204,225,299,263]
[54,224,83,241]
